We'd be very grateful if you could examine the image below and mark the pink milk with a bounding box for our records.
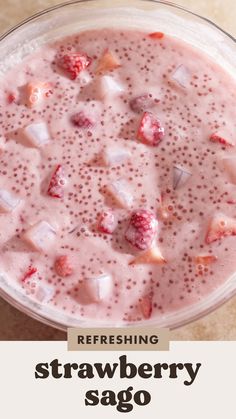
[1,28,236,323]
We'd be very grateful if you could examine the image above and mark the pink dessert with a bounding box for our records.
[1,28,236,324]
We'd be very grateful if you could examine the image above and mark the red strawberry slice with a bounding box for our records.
[54,255,73,277]
[130,94,156,114]
[227,199,236,204]
[21,266,37,283]
[97,209,117,234]
[210,133,234,147]
[195,255,217,265]
[125,209,158,251]
[58,52,92,80]
[206,213,236,244]
[71,111,95,129]
[137,112,165,146]
[140,294,153,319]
[47,165,66,198]
[7,92,17,104]
[148,32,164,39]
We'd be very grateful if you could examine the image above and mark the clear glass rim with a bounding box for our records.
[0,0,235,44]
[0,0,236,333]
[2,277,236,332]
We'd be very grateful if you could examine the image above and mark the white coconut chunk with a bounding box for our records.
[98,75,124,99]
[172,65,190,88]
[84,274,113,303]
[23,122,50,148]
[222,156,236,184]
[35,284,54,303]
[106,178,133,208]
[0,189,21,213]
[102,146,131,167]
[173,165,192,190]
[24,221,56,252]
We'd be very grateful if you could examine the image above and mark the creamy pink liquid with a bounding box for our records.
[1,28,236,324]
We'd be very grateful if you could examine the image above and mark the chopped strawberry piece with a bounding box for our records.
[195,255,217,265]
[47,165,66,199]
[21,266,37,283]
[58,52,92,80]
[148,32,164,39]
[71,111,95,129]
[96,49,120,74]
[97,209,117,234]
[7,92,17,104]
[125,209,158,251]
[129,246,166,265]
[227,199,236,204]
[210,133,234,147]
[54,255,73,277]
[140,295,153,319]
[130,94,156,114]
[25,81,52,108]
[206,213,236,244]
[137,111,165,146]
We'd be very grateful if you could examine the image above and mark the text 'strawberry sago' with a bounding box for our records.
[1,28,236,324]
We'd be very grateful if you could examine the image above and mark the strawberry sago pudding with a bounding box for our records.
[1,3,236,328]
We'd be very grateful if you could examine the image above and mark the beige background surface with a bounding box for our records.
[0,0,236,340]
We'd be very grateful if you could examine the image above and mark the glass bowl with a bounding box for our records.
[0,0,236,331]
